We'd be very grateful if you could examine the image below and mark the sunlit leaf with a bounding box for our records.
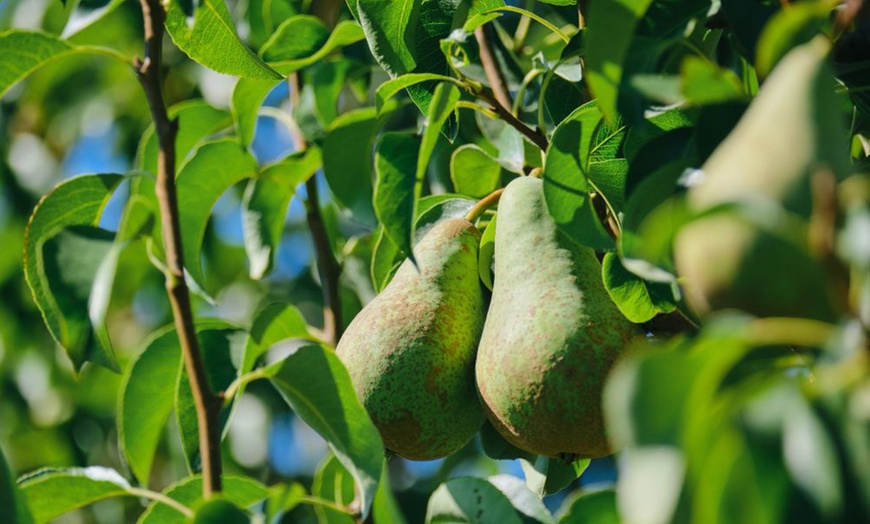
[19,467,132,523]
[356,0,419,75]
[0,448,32,524]
[139,475,267,524]
[61,0,125,38]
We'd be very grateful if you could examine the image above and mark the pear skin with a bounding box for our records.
[675,37,847,321]
[336,218,486,460]
[475,177,636,458]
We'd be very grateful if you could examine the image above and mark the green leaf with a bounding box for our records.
[232,78,282,147]
[139,476,267,524]
[192,499,250,523]
[165,0,281,80]
[418,82,460,182]
[488,475,555,524]
[61,0,125,38]
[241,302,313,375]
[756,0,830,76]
[259,15,329,62]
[375,73,462,112]
[322,107,382,226]
[585,0,655,122]
[242,148,322,279]
[118,325,183,485]
[521,456,591,496]
[19,467,131,523]
[23,174,123,371]
[602,252,676,323]
[265,482,307,523]
[176,138,258,293]
[557,489,618,524]
[477,214,497,291]
[357,0,419,75]
[373,462,408,524]
[265,344,384,518]
[374,132,422,261]
[370,226,402,293]
[0,447,32,524]
[138,100,233,173]
[542,102,615,251]
[175,327,240,474]
[312,455,357,523]
[263,20,365,73]
[450,145,501,199]
[425,477,523,523]
[0,30,71,98]
[680,57,746,105]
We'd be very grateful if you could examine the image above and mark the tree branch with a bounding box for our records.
[475,25,512,109]
[136,0,222,497]
[479,89,549,151]
[288,73,344,345]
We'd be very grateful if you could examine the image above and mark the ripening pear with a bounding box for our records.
[336,218,486,460]
[674,36,849,320]
[476,177,636,458]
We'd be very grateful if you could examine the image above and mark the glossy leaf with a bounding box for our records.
[417,83,461,182]
[23,174,123,371]
[542,103,615,250]
[19,467,132,523]
[265,344,383,517]
[139,475,267,524]
[426,477,523,523]
[356,0,419,75]
[232,78,282,147]
[241,302,313,375]
[0,447,32,524]
[374,132,422,261]
[488,474,555,524]
[521,456,590,496]
[0,30,73,98]
[242,148,322,279]
[585,0,654,122]
[176,138,258,292]
[602,252,677,323]
[375,73,462,112]
[165,0,281,80]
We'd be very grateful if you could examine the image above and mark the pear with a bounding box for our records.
[336,218,486,460]
[674,36,848,320]
[475,177,636,458]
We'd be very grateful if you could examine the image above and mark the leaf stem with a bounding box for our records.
[127,487,194,518]
[288,72,344,345]
[136,0,222,497]
[221,369,270,409]
[478,89,549,151]
[297,495,356,515]
[465,188,505,223]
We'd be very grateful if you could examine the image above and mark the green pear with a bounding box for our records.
[475,177,636,458]
[336,218,486,460]
[674,37,848,320]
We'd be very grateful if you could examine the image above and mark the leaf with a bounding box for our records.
[450,145,501,199]
[191,499,250,523]
[357,0,419,75]
[242,148,322,279]
[139,475,267,524]
[260,18,365,72]
[602,252,677,323]
[165,0,281,80]
[0,30,73,98]
[0,447,32,524]
[175,138,258,292]
[138,100,233,173]
[521,456,590,496]
[175,327,241,474]
[756,0,830,76]
[477,214,497,291]
[61,0,125,38]
[241,302,313,375]
[370,227,402,293]
[375,73,462,112]
[680,57,746,105]
[312,455,357,523]
[373,463,407,524]
[232,78,282,147]
[322,108,381,226]
[118,325,183,485]
[23,174,123,371]
[588,159,628,217]
[417,83,460,182]
[265,344,384,518]
[557,489,618,524]
[374,132,422,261]
[425,477,523,523]
[542,102,615,251]
[18,467,132,523]
[487,475,555,524]
[585,0,655,122]
[265,482,307,523]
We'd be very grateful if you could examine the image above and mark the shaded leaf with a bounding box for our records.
[232,78,282,148]
[61,0,125,38]
[241,302,313,375]
[0,447,32,524]
[488,474,555,524]
[265,345,384,517]
[521,456,590,496]
[557,489,618,524]
[242,148,322,279]
[312,455,357,523]
[165,0,281,80]
[374,133,422,261]
[265,20,366,73]
[417,83,461,182]
[451,145,501,199]
[139,475,267,524]
[426,477,523,523]
[477,215,497,292]
[138,100,232,173]
[19,467,131,524]
[357,0,419,75]
[23,174,123,371]
[373,463,407,524]
[602,252,677,323]
[260,15,329,63]
[192,499,249,523]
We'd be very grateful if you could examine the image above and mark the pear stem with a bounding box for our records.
[466,188,505,223]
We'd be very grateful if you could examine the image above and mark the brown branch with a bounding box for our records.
[479,89,549,151]
[475,25,512,109]
[136,0,222,497]
[288,73,344,345]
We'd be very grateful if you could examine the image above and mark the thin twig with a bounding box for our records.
[475,25,512,109]
[288,73,344,345]
[478,89,549,151]
[128,488,194,518]
[136,0,222,496]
